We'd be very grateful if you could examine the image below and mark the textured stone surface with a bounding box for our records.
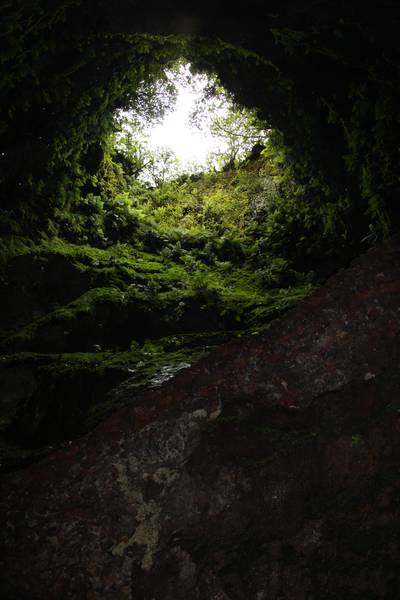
[1,242,400,599]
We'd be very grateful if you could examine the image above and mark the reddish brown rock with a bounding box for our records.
[1,242,400,599]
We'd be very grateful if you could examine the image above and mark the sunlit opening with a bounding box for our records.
[114,63,268,185]
[147,76,228,168]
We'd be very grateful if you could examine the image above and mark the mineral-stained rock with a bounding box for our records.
[1,242,400,599]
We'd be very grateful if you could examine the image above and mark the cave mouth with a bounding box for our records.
[1,1,399,235]
[0,51,357,463]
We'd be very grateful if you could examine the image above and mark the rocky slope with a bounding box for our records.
[1,241,400,599]
[0,226,315,470]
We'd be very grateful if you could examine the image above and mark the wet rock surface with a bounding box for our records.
[1,242,400,599]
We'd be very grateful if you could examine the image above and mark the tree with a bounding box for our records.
[113,113,181,185]
[111,69,179,179]
[112,114,152,178]
[144,146,181,186]
[189,78,269,168]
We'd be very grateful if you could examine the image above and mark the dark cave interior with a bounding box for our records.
[2,3,400,600]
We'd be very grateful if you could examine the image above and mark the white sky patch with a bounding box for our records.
[146,69,228,170]
[148,87,220,165]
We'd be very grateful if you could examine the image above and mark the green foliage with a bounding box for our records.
[0,4,190,219]
[188,72,269,168]
[351,434,364,448]
[2,0,400,239]
[33,124,357,283]
[2,131,356,359]
[3,142,333,353]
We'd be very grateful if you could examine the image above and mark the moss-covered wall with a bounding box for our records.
[1,0,399,232]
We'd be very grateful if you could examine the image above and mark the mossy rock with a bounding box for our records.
[0,336,221,471]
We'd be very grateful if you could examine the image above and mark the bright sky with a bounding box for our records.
[147,79,227,168]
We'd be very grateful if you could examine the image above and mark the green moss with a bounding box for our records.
[1,286,124,348]
[1,226,317,353]
[350,433,364,448]
[0,236,34,267]
[0,415,12,434]
[0,336,219,471]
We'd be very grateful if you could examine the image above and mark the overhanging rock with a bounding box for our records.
[1,242,400,599]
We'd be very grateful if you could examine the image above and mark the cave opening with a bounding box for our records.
[113,61,270,182]
[2,1,399,229]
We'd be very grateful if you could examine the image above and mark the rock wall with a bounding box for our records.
[1,242,400,599]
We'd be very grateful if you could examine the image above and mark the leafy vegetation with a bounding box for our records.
[2,1,399,234]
